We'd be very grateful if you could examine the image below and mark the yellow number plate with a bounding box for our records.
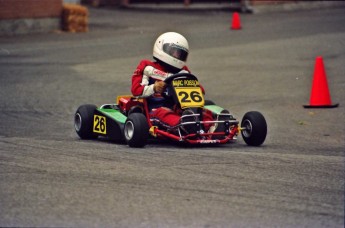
[175,87,204,109]
[93,115,106,134]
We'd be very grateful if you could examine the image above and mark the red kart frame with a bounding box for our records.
[117,94,240,145]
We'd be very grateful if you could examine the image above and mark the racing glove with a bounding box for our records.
[153,81,166,94]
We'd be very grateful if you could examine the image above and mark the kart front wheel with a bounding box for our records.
[205,100,216,105]
[74,104,98,139]
[241,111,267,146]
[124,113,149,148]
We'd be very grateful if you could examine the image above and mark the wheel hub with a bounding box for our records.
[124,121,134,140]
[242,119,253,138]
[74,113,82,131]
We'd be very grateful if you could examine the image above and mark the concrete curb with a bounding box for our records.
[119,1,345,14]
[252,1,345,14]
[0,18,60,36]
[120,3,246,13]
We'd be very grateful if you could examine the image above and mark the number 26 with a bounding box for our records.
[178,91,203,103]
[94,115,106,134]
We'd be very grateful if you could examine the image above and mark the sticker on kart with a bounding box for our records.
[93,115,106,134]
[173,79,204,108]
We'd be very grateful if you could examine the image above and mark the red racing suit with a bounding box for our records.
[131,59,213,130]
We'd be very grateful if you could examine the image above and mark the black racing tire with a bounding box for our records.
[124,113,149,148]
[205,100,216,105]
[241,111,267,146]
[74,104,98,140]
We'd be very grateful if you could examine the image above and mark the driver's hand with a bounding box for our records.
[153,81,166,94]
[179,70,189,74]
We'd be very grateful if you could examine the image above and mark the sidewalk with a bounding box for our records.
[119,1,345,14]
[120,2,246,12]
[1,1,344,36]
[251,0,345,14]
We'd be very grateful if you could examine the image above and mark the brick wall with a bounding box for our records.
[0,0,62,20]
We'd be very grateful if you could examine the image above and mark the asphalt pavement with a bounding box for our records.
[0,5,344,227]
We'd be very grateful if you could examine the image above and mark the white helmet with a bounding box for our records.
[153,32,189,70]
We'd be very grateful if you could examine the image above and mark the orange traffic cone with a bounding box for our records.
[231,12,242,30]
[304,56,338,108]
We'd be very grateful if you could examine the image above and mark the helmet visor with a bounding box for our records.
[163,43,188,61]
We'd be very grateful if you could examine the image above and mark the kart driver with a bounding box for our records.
[131,32,224,134]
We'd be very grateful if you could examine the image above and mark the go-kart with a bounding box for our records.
[74,73,267,147]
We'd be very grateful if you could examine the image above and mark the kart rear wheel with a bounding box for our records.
[74,104,98,139]
[124,113,149,148]
[241,111,267,146]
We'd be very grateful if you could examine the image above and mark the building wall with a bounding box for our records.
[0,0,62,19]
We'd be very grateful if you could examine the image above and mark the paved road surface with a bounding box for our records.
[0,6,344,227]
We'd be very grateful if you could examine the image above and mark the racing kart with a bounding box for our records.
[74,73,267,147]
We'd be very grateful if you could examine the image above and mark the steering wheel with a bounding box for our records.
[161,73,198,99]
